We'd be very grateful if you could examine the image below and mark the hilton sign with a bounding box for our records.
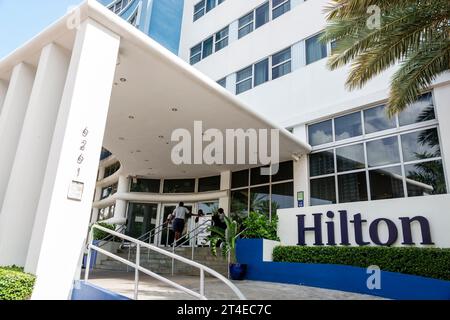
[277,195,450,248]
[297,211,433,246]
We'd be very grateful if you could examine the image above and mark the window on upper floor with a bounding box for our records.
[272,47,292,80]
[238,2,270,39]
[190,27,230,65]
[272,0,291,19]
[215,26,229,52]
[306,33,328,65]
[236,66,253,94]
[194,0,226,21]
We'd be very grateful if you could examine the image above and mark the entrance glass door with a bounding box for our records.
[159,204,193,246]
[195,201,219,246]
[126,203,158,240]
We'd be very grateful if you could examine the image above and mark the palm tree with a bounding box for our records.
[321,0,450,116]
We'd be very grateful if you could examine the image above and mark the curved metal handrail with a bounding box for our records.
[85,224,246,300]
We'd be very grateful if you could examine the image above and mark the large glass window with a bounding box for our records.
[309,151,334,177]
[306,33,328,65]
[308,120,333,146]
[338,172,368,203]
[369,166,404,200]
[401,128,440,162]
[198,176,221,192]
[310,177,336,206]
[272,47,292,80]
[367,136,400,168]
[364,105,396,134]
[308,92,445,205]
[101,183,118,200]
[336,144,365,172]
[335,112,362,141]
[272,0,291,19]
[399,92,435,126]
[231,162,294,219]
[163,179,196,193]
[130,179,160,193]
[190,44,202,65]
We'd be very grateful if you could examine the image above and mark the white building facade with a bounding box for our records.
[0,0,449,299]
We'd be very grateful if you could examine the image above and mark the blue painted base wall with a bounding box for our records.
[236,239,450,300]
[71,281,130,300]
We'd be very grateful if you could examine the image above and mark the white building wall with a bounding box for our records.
[179,0,450,210]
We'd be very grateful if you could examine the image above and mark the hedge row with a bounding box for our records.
[0,267,36,300]
[273,246,450,281]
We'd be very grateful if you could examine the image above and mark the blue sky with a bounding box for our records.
[0,0,84,59]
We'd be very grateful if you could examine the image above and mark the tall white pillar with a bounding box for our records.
[0,80,8,116]
[0,63,36,209]
[0,44,70,267]
[219,171,231,214]
[293,124,310,207]
[114,175,129,222]
[433,85,450,192]
[26,20,120,300]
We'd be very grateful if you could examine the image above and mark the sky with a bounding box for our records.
[0,0,84,59]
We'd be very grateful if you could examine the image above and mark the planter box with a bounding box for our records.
[236,239,450,300]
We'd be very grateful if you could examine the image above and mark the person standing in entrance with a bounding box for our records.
[172,202,191,244]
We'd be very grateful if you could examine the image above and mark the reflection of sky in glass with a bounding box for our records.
[364,105,396,134]
[336,144,365,172]
[367,136,400,167]
[308,120,333,146]
[335,112,362,141]
[399,93,435,126]
[401,129,440,162]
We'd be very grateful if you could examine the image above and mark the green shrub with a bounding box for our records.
[0,267,36,300]
[273,246,450,281]
[93,223,116,241]
[242,212,279,241]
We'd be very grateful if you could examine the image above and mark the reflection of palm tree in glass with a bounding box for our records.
[408,107,446,194]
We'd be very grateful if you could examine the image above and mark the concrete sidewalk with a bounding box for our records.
[83,270,385,300]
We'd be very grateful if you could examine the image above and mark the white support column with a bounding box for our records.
[0,80,8,116]
[434,85,450,192]
[113,175,129,222]
[219,171,231,215]
[293,124,310,207]
[0,44,70,267]
[0,63,36,209]
[25,20,120,300]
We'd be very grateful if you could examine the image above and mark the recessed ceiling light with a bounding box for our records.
[136,150,141,153]
[128,115,135,120]
[120,78,127,82]
[145,160,150,162]
[118,137,125,141]
[171,107,179,112]
[158,135,164,139]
